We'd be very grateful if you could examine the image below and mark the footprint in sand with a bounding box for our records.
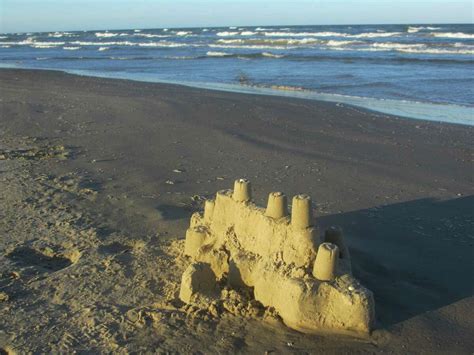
[98,242,132,255]
[6,245,80,274]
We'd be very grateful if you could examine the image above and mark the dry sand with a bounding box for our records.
[0,68,473,353]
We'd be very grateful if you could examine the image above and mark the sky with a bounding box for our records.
[0,0,472,33]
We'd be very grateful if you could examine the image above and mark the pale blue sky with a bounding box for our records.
[0,0,472,33]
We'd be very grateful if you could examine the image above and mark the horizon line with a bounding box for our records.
[2,22,471,35]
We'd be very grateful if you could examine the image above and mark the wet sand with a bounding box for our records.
[0,68,473,353]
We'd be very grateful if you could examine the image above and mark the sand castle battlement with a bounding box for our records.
[180,179,375,335]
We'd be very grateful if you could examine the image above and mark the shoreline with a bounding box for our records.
[0,68,473,353]
[1,66,472,126]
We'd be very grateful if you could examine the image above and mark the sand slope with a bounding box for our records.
[0,69,473,353]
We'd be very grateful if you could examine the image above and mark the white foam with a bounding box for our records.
[69,41,134,46]
[32,44,58,48]
[0,45,11,48]
[69,40,189,48]
[134,29,141,32]
[47,31,76,38]
[326,40,362,46]
[48,32,64,38]
[397,47,474,55]
[209,44,291,50]
[370,42,473,55]
[407,26,422,33]
[263,31,403,38]
[241,31,256,36]
[454,42,474,49]
[372,42,425,50]
[138,41,188,48]
[165,55,197,60]
[431,32,474,39]
[262,52,285,58]
[0,37,47,46]
[135,33,170,38]
[408,26,442,33]
[63,46,81,50]
[327,42,474,55]
[351,32,403,38]
[175,31,191,36]
[18,40,65,48]
[98,47,109,51]
[216,31,239,36]
[206,51,232,57]
[216,38,320,46]
[216,39,245,44]
[95,32,118,38]
[264,31,340,37]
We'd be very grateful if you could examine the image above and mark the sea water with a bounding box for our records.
[1,24,472,125]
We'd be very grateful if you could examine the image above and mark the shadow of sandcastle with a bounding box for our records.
[180,179,375,336]
[318,195,474,327]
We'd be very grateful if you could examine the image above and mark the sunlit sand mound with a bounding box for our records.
[180,179,375,336]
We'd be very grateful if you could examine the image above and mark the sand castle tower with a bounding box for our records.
[180,179,375,335]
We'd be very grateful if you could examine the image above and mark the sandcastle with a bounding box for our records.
[180,179,375,336]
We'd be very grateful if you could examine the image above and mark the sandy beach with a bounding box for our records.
[0,68,473,353]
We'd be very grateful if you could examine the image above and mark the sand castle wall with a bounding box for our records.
[180,179,375,335]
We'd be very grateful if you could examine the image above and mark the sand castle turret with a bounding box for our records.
[313,243,339,281]
[180,179,375,336]
[265,192,288,219]
[203,199,215,222]
[291,194,312,228]
[233,178,251,202]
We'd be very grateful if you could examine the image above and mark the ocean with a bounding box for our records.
[1,24,473,125]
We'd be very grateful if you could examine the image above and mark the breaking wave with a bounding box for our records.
[95,32,118,38]
[216,31,240,36]
[216,38,321,46]
[408,26,441,33]
[263,31,403,38]
[68,40,190,48]
[326,40,363,46]
[431,32,474,39]
[209,43,290,50]
[175,31,192,36]
[261,52,285,58]
[206,51,232,57]
[134,33,170,38]
[329,43,473,55]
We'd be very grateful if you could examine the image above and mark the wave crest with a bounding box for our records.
[95,32,118,38]
[432,32,474,39]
